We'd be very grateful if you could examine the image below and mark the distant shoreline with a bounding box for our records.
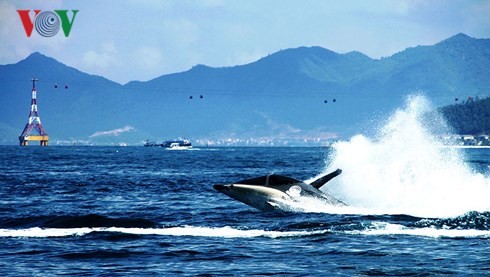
[442,145,490,149]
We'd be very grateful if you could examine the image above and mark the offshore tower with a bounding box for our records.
[19,78,49,146]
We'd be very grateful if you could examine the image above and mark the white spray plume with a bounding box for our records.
[324,95,490,218]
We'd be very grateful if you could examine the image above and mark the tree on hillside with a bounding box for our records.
[439,97,490,135]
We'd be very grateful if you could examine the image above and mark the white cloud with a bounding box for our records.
[0,1,47,62]
[134,47,163,69]
[0,1,73,61]
[89,125,135,138]
[0,1,16,36]
[82,41,119,69]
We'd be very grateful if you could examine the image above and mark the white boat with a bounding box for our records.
[162,139,192,150]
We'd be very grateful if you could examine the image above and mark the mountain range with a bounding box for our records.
[1,33,489,145]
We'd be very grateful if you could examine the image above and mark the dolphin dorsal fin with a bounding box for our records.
[310,169,342,189]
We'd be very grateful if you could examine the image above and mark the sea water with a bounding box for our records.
[0,96,489,275]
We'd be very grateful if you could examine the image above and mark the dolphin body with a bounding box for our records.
[213,169,345,211]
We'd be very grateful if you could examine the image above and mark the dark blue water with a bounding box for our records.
[1,146,489,276]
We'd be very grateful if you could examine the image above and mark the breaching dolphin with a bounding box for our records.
[213,169,345,211]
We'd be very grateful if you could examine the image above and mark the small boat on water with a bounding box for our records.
[162,139,192,150]
[144,139,192,149]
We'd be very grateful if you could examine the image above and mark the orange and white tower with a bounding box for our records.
[19,78,49,146]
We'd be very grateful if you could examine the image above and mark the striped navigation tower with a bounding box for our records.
[19,78,49,146]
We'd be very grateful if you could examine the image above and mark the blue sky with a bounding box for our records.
[1,0,489,84]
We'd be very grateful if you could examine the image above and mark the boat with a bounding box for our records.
[144,139,193,149]
[162,139,192,150]
[144,140,160,147]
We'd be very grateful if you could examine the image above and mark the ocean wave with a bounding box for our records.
[0,214,157,229]
[346,222,490,238]
[1,223,488,239]
[0,226,327,239]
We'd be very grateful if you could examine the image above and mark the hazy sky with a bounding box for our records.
[1,0,489,84]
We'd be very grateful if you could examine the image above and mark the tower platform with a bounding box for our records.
[19,135,49,146]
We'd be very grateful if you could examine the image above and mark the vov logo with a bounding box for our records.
[17,10,79,37]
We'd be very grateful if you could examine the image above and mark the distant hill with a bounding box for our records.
[439,97,490,135]
[1,33,489,145]
[127,33,490,100]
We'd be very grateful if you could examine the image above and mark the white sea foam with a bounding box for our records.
[346,222,490,238]
[1,223,488,239]
[320,95,490,218]
[0,226,326,239]
[0,227,94,238]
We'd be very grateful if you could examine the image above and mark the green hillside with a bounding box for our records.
[439,97,490,135]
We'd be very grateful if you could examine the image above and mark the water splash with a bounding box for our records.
[323,95,490,218]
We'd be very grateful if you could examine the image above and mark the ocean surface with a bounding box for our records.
[1,96,490,276]
[0,144,489,276]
